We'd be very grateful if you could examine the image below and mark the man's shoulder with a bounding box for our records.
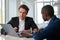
[51,16,60,23]
[54,17,60,23]
[55,18,60,24]
[11,17,19,21]
[26,17,33,20]
[12,17,19,19]
[50,17,60,26]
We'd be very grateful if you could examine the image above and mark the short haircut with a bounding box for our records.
[18,4,29,14]
[41,5,54,17]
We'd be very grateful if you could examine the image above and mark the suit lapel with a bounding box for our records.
[25,17,29,30]
[17,17,19,31]
[25,17,27,29]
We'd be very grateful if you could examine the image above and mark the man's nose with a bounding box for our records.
[21,13,23,16]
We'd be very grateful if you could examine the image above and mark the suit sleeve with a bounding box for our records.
[7,18,15,28]
[30,18,38,30]
[33,20,60,40]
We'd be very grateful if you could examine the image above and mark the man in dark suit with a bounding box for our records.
[8,4,38,35]
[33,5,60,40]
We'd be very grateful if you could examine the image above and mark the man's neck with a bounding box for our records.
[47,16,51,21]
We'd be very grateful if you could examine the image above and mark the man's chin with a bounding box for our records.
[21,18,25,20]
[44,19,47,21]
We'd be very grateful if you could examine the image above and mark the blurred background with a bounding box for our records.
[0,0,60,28]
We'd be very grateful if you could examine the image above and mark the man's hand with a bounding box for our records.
[33,28,39,33]
[33,28,43,33]
[21,30,31,35]
[13,27,18,32]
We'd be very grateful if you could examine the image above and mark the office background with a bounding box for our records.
[0,0,60,28]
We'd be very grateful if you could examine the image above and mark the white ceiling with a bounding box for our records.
[20,0,36,3]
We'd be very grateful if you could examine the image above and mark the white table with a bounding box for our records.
[0,35,34,40]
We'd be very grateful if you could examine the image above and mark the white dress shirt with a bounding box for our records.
[43,18,51,28]
[19,19,25,32]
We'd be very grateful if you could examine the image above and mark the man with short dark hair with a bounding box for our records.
[33,5,60,40]
[8,4,38,35]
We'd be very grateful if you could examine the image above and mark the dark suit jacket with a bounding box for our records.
[8,17,38,32]
[33,15,60,40]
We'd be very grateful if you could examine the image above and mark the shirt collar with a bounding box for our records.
[48,18,51,23]
[45,18,51,24]
[19,18,25,22]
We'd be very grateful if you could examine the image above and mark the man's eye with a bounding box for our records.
[20,12,21,13]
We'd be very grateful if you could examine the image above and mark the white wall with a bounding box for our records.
[9,0,17,20]
[6,0,17,23]
[58,0,60,18]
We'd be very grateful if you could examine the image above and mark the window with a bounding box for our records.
[0,0,2,24]
[35,0,58,24]
[0,0,5,30]
[0,0,5,24]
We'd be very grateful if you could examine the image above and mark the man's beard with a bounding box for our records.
[43,18,47,21]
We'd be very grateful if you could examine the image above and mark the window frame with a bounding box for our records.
[0,0,5,24]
